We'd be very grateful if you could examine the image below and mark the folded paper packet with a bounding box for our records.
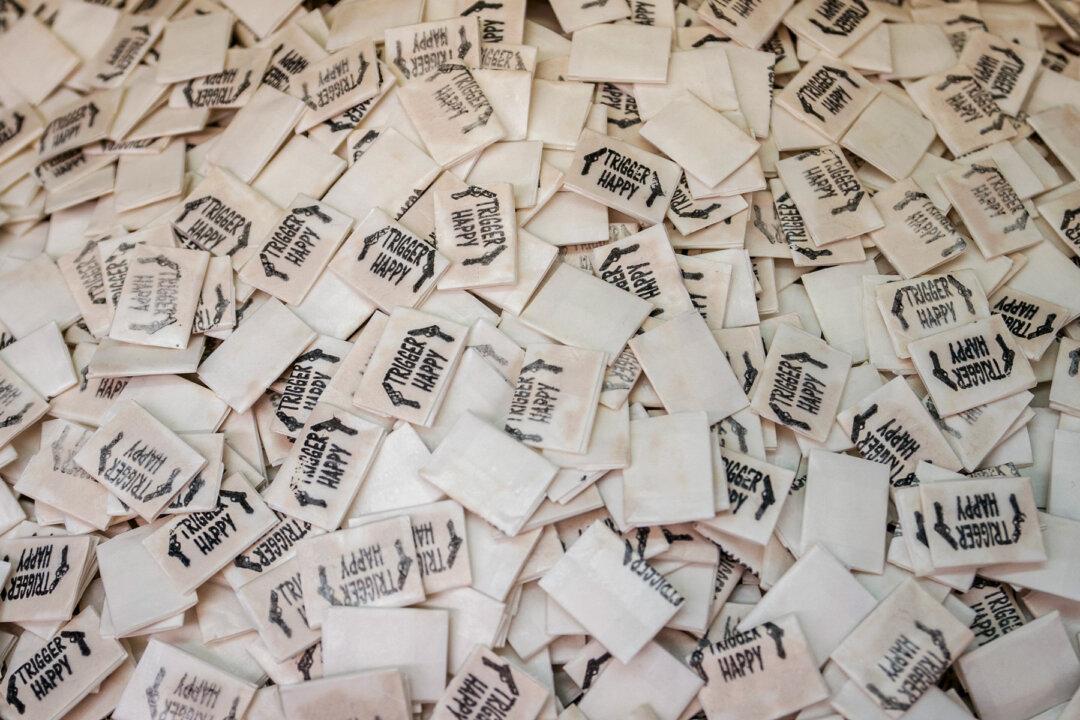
[0,4,1077,720]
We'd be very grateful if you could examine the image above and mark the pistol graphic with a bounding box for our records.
[482,656,520,696]
[446,519,463,567]
[582,652,613,690]
[995,333,1015,376]
[1027,313,1056,339]
[755,475,776,521]
[692,33,727,46]
[221,488,255,514]
[504,424,543,443]
[724,415,749,453]
[933,501,959,550]
[462,244,507,266]
[520,358,563,374]
[913,510,929,547]
[672,201,722,219]
[295,347,341,364]
[395,539,413,589]
[292,204,333,223]
[310,415,358,435]
[98,432,123,475]
[293,488,327,508]
[268,588,292,637]
[1009,493,1026,542]
[831,190,864,214]
[451,185,497,200]
[457,25,472,59]
[144,667,166,720]
[0,402,31,429]
[769,402,811,431]
[317,565,342,605]
[929,350,958,390]
[233,552,263,573]
[383,381,420,409]
[597,243,640,273]
[645,171,665,207]
[168,531,190,567]
[461,0,503,14]
[762,621,786,658]
[409,324,455,342]
[392,40,408,77]
[892,189,929,211]
[275,411,304,433]
[297,645,318,680]
[460,104,494,134]
[580,147,608,175]
[792,244,832,261]
[780,351,828,369]
[848,403,878,443]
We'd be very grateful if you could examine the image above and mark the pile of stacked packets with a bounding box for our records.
[1,0,1080,718]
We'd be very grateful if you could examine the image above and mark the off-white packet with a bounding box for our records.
[278,669,413,720]
[321,606,449,703]
[264,404,384,530]
[295,516,426,628]
[420,412,557,536]
[141,473,278,593]
[919,475,1045,571]
[505,343,605,453]
[235,557,320,663]
[539,520,684,664]
[113,638,257,720]
[431,646,549,720]
[0,609,127,720]
[831,579,974,714]
[691,613,828,720]
[623,412,717,526]
[198,298,317,413]
[74,399,207,520]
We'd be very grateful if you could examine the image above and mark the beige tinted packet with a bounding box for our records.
[838,377,963,487]
[831,580,974,714]
[235,557,321,662]
[420,411,557,536]
[330,209,450,312]
[563,128,681,225]
[776,145,883,245]
[692,614,828,720]
[349,499,472,594]
[433,182,518,289]
[504,343,605,453]
[141,473,278,593]
[918,475,1045,571]
[264,403,385,530]
[295,516,426,627]
[751,323,853,442]
[74,399,206,520]
[114,638,256,720]
[907,315,1036,416]
[398,62,506,166]
[874,270,991,357]
[239,195,354,305]
[108,245,209,349]
[0,609,127,720]
[0,535,93,623]
[353,307,467,426]
[0,358,49,447]
[539,521,684,664]
[431,646,549,720]
[279,669,413,720]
